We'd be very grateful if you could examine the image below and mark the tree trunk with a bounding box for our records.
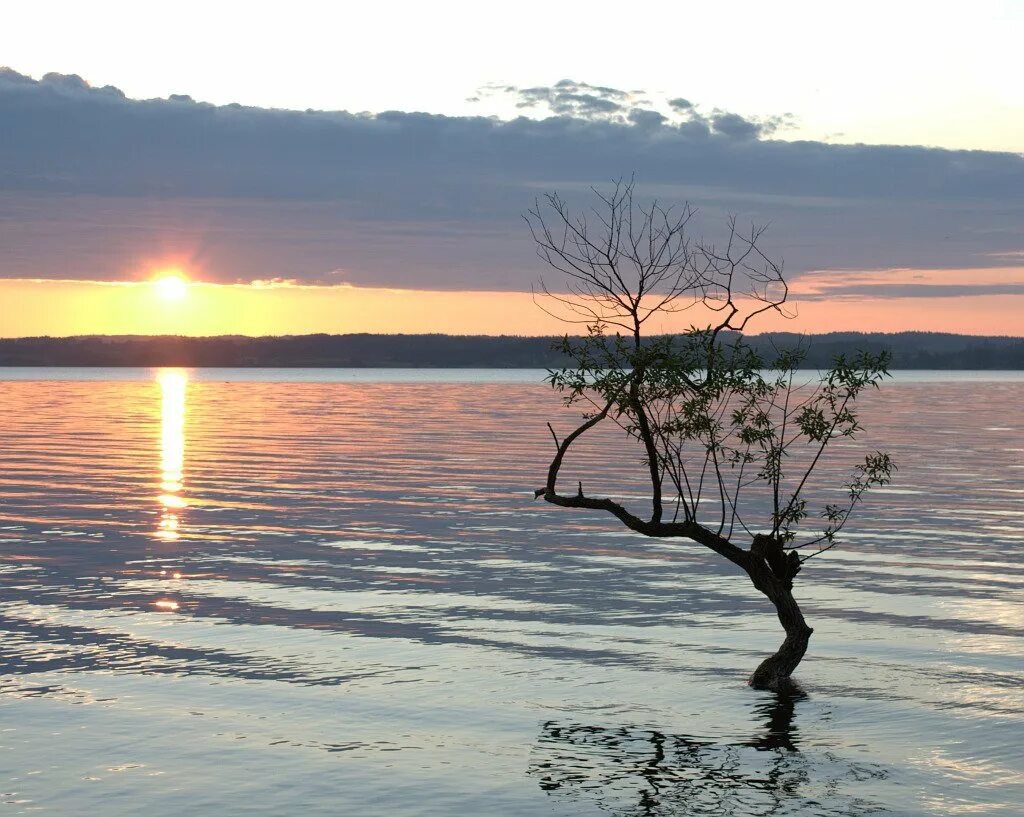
[746,564,813,691]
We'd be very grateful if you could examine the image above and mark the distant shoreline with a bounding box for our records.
[1,332,1022,369]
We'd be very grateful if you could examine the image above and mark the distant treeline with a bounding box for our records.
[0,332,1022,369]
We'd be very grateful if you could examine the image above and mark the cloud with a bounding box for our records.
[708,111,762,140]
[476,81,793,139]
[804,282,1024,299]
[707,110,796,140]
[627,108,668,129]
[502,79,634,120]
[0,68,1022,292]
[793,267,1024,300]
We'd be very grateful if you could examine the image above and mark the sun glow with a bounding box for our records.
[2,277,1024,337]
[154,273,189,301]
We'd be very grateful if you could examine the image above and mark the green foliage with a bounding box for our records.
[548,327,895,559]
[531,183,894,576]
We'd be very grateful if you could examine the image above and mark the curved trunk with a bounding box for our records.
[746,563,813,691]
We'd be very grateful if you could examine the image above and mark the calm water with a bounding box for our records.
[0,369,1021,816]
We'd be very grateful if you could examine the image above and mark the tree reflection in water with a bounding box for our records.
[529,690,888,816]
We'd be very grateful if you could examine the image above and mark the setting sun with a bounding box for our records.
[154,274,189,301]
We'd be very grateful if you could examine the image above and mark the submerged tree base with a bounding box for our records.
[748,626,813,691]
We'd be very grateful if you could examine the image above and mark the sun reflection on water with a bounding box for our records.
[156,369,187,541]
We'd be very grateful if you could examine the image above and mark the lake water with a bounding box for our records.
[1,369,1021,816]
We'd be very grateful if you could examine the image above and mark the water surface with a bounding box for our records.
[1,369,1021,815]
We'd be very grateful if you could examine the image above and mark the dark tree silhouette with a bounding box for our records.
[529,180,894,690]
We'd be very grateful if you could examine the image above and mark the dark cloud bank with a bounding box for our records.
[1,68,1022,295]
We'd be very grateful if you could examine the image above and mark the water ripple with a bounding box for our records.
[0,371,1021,816]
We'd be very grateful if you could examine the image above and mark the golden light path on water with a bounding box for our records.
[156,368,187,541]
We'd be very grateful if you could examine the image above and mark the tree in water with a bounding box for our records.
[529,180,894,690]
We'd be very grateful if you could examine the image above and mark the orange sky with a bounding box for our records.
[0,272,1022,337]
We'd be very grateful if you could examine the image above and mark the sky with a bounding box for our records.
[0,0,1022,337]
